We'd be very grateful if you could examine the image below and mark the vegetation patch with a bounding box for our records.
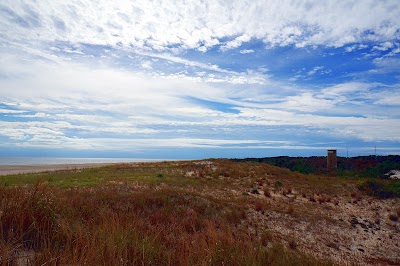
[358,179,400,198]
[1,159,399,265]
[234,155,400,179]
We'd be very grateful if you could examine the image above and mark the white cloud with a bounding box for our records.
[140,61,153,70]
[1,40,400,151]
[2,136,295,150]
[386,47,400,57]
[233,107,400,141]
[374,95,400,106]
[137,51,236,74]
[345,46,355,52]
[240,49,254,54]
[321,82,373,101]
[372,57,400,73]
[221,34,251,51]
[278,92,334,111]
[372,41,394,51]
[197,46,207,53]
[0,1,400,156]
[307,66,324,76]
[17,112,49,118]
[0,0,399,52]
[0,108,27,114]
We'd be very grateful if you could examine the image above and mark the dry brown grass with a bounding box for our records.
[0,178,330,265]
[263,188,272,198]
[2,159,398,265]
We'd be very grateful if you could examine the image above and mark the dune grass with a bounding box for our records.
[0,160,351,265]
[0,183,331,265]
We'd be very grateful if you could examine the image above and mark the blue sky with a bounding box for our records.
[1,0,400,159]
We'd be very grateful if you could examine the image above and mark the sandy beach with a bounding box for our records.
[0,163,118,176]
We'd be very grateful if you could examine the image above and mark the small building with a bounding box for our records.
[327,149,337,169]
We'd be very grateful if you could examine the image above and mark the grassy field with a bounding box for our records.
[1,160,399,265]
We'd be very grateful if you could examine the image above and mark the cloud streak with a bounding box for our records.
[1,1,400,157]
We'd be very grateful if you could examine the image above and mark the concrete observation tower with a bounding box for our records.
[327,149,337,169]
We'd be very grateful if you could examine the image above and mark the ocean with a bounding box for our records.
[0,157,169,166]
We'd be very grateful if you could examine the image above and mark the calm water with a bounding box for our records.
[0,157,169,166]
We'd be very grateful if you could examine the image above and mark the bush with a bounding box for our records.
[264,188,271,198]
[358,179,400,198]
[389,214,398,222]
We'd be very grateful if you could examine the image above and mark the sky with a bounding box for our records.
[0,0,400,159]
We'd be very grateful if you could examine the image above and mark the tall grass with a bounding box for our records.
[0,181,331,265]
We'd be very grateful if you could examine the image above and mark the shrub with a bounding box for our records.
[389,214,398,222]
[317,197,325,204]
[325,196,332,203]
[287,206,294,215]
[254,201,268,213]
[263,188,271,198]
[358,179,400,198]
[260,230,273,246]
[288,240,297,250]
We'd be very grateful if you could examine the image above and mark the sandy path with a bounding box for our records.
[0,163,118,176]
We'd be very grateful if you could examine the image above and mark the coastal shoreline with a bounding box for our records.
[0,163,120,176]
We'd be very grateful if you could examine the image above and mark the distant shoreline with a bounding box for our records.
[0,158,189,176]
[0,157,177,166]
[0,163,122,176]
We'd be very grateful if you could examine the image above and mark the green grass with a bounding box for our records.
[0,163,207,188]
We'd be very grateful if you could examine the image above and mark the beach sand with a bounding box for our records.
[0,163,118,176]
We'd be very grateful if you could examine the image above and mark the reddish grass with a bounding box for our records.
[263,188,272,198]
[0,181,329,265]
